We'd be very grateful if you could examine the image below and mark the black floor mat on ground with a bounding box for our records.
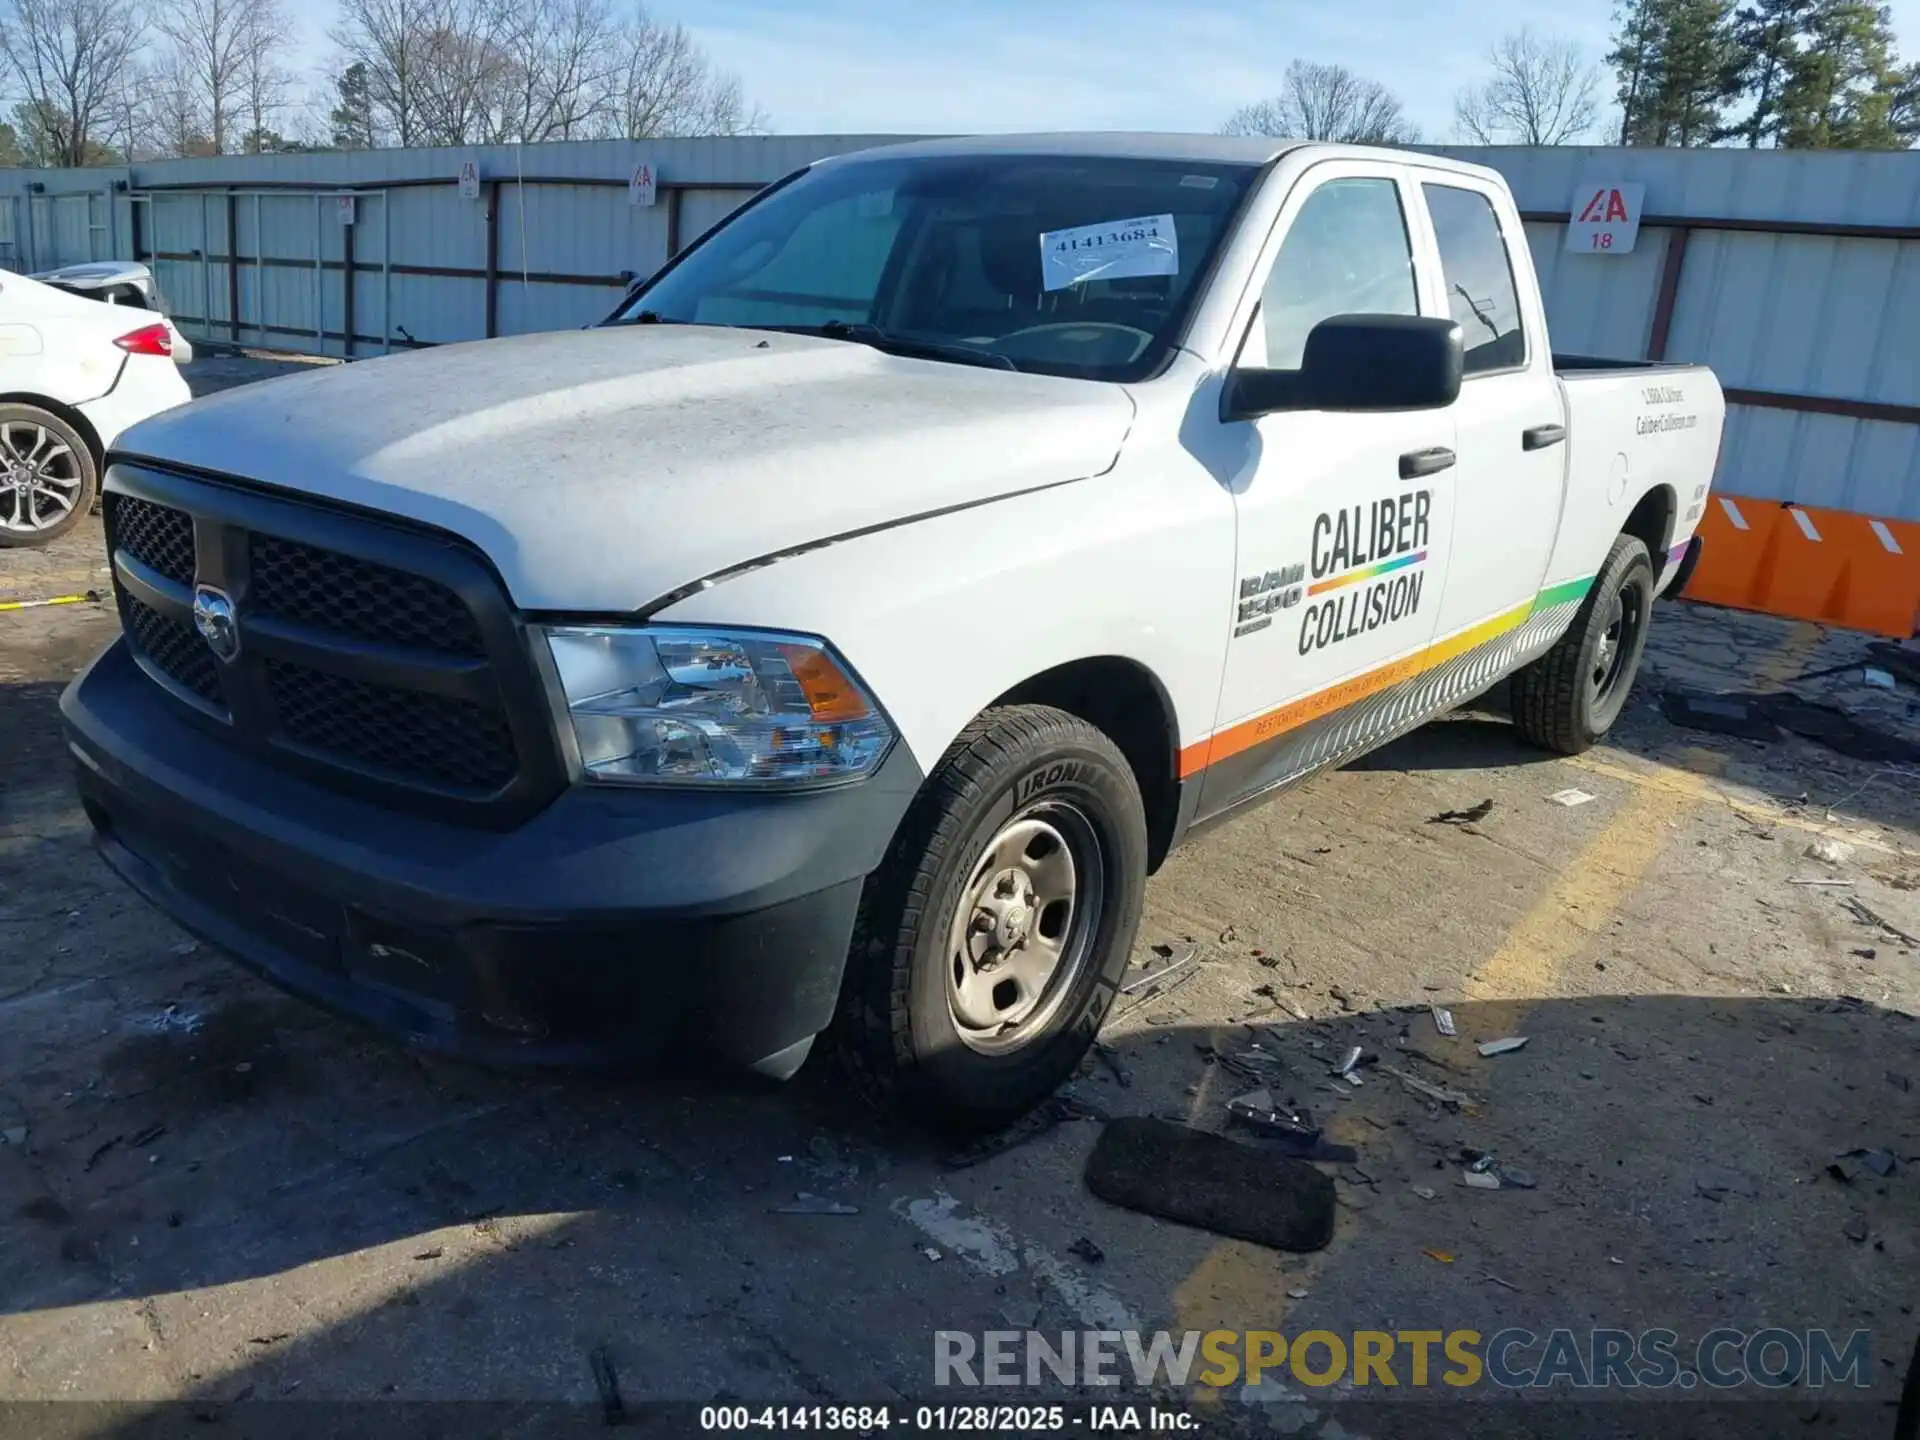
[1084,1117,1336,1253]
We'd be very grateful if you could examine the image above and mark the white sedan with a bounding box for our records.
[0,268,192,546]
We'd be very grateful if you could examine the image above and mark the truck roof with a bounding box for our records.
[820,133,1502,182]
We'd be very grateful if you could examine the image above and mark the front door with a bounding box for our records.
[1195,164,1458,817]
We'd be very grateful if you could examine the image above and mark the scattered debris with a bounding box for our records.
[1805,839,1855,867]
[1548,788,1597,808]
[1429,799,1495,826]
[588,1345,627,1427]
[0,1127,25,1148]
[1092,1043,1134,1089]
[1788,878,1853,887]
[124,1004,204,1037]
[129,1124,166,1150]
[773,1193,860,1216]
[1839,1148,1898,1178]
[83,1136,123,1172]
[1423,1249,1455,1264]
[922,1247,943,1262]
[412,1248,444,1261]
[1411,1186,1438,1201]
[1430,1005,1456,1038]
[1483,1273,1522,1293]
[1334,1046,1364,1079]
[1219,924,1238,944]
[1327,984,1356,1012]
[1462,1154,1538,1191]
[1863,667,1896,690]
[1224,1091,1357,1162]
[1890,1073,1912,1094]
[1068,1236,1105,1264]
[1843,1216,1869,1244]
[1694,1184,1728,1204]
[1463,1167,1500,1190]
[169,941,198,958]
[1084,1117,1336,1253]
[1845,896,1920,946]
[1477,1036,1530,1057]
[1287,1288,1310,1300]
[1122,945,1198,994]
[1854,948,1879,960]
[1380,1063,1475,1109]
[1661,691,1781,742]
[248,1333,292,1348]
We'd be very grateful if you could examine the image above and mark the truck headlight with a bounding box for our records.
[537,625,894,787]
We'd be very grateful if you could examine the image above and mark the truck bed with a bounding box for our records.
[1553,353,1703,377]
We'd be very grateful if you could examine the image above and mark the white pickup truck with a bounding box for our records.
[64,135,1724,1128]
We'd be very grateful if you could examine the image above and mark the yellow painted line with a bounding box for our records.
[1752,620,1827,688]
[0,591,99,613]
[1461,782,1689,1002]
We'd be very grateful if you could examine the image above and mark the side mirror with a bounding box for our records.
[1227,314,1463,419]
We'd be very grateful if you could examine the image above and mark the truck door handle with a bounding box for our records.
[1522,423,1567,451]
[1398,447,1456,479]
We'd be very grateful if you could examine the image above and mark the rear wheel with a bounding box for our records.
[837,705,1148,1132]
[1511,534,1654,754]
[0,404,97,547]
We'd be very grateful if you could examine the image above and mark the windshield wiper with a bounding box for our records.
[791,320,1020,372]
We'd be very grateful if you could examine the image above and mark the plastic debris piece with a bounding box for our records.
[1863,667,1896,689]
[1335,1046,1363,1078]
[1068,1236,1105,1264]
[1429,799,1494,825]
[1380,1062,1475,1108]
[1788,878,1853,886]
[1840,1148,1897,1178]
[1843,1216,1869,1243]
[1483,1273,1521,1292]
[922,1247,943,1262]
[1548,788,1597,808]
[1412,1185,1437,1201]
[1463,1168,1501,1189]
[130,1124,166,1150]
[1121,945,1198,994]
[1477,1036,1530,1057]
[1423,1249,1454,1264]
[1287,1287,1310,1300]
[1804,839,1855,867]
[772,1193,859,1216]
[1431,1005,1456,1037]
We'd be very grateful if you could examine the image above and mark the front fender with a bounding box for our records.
[656,456,1237,780]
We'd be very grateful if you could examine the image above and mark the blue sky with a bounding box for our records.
[289,0,1920,141]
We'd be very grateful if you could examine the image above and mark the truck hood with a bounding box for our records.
[113,325,1135,611]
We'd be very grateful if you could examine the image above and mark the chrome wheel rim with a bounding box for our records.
[945,802,1104,1056]
[0,421,81,535]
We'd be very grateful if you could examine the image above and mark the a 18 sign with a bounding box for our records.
[1567,181,1646,255]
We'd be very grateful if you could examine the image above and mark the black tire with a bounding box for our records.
[1511,534,1655,754]
[836,705,1149,1132]
[0,404,99,547]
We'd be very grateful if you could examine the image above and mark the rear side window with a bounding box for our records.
[1422,184,1526,375]
[1257,177,1418,369]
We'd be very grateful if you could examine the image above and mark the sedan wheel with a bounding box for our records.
[0,406,98,547]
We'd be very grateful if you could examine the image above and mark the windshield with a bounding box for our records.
[608,153,1261,381]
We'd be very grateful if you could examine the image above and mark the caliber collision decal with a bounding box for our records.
[1295,490,1434,656]
[1182,572,1598,780]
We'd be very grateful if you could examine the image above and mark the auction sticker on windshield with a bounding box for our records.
[1039,214,1179,291]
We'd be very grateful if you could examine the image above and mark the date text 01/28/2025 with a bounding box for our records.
[699,1404,1199,1432]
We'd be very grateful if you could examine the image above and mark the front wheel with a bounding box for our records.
[1511,534,1655,754]
[836,705,1148,1132]
[0,404,98,547]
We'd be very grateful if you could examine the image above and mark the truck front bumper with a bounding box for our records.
[61,639,922,1076]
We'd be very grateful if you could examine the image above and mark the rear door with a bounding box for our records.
[1408,173,1568,642]
[1195,161,1458,814]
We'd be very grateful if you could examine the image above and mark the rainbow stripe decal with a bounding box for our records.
[1307,550,1428,597]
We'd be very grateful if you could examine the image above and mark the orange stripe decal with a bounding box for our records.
[1177,599,1538,780]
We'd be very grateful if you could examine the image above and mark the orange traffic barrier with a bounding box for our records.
[1685,494,1920,638]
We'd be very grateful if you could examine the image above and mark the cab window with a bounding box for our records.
[1422,184,1526,375]
[1252,177,1419,370]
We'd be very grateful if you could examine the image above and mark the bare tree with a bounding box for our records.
[1453,28,1600,144]
[1220,61,1419,144]
[0,0,147,165]
[235,0,294,150]
[330,0,435,145]
[151,0,280,151]
[603,8,761,137]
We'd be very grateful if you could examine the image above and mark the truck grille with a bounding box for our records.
[101,477,558,820]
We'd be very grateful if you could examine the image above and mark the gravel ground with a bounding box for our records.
[0,353,1915,1436]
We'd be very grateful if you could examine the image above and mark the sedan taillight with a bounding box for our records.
[114,323,174,357]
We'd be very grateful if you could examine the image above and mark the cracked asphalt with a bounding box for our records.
[1,353,1917,1438]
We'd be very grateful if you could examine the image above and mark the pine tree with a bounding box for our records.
[1610,0,1741,143]
[1778,0,1906,146]
[330,63,375,150]
[1723,0,1815,143]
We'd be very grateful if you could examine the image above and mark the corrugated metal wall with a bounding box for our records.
[6,138,1918,519]
[1439,145,1920,521]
